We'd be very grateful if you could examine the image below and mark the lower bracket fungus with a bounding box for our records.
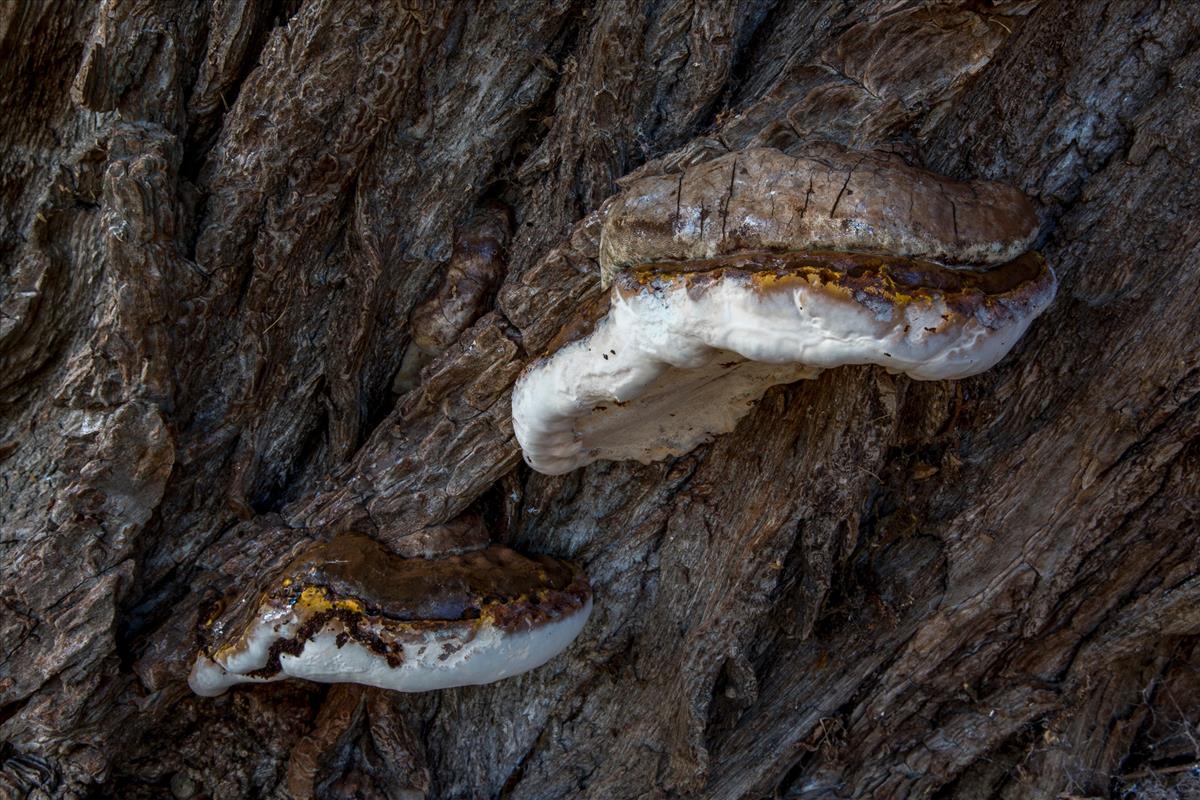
[189,534,592,696]
[512,146,1056,475]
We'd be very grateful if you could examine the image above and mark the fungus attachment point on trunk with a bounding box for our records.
[188,534,592,696]
[512,146,1057,475]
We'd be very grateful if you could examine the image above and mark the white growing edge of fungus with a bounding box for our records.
[189,596,593,697]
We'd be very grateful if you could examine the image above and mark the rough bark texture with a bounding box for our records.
[1,1,1197,799]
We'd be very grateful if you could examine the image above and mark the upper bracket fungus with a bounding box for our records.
[189,534,592,696]
[512,145,1056,475]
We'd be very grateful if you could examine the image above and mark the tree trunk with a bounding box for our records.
[1,1,1197,799]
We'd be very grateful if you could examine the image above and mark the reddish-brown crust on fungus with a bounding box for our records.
[614,250,1054,329]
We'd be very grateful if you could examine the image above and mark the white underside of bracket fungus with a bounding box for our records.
[189,596,593,697]
[512,262,1055,475]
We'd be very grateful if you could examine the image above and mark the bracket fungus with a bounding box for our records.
[189,534,592,696]
[513,145,1056,475]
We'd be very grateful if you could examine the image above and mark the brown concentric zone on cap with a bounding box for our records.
[200,534,591,680]
[615,249,1051,313]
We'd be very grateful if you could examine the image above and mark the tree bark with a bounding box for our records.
[1,1,1197,799]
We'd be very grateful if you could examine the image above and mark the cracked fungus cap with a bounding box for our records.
[512,249,1055,476]
[597,145,1041,288]
[188,534,592,696]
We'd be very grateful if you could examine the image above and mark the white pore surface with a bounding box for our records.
[512,272,1055,474]
[188,597,593,697]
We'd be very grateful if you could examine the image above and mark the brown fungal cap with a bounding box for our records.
[599,145,1040,286]
[265,533,584,625]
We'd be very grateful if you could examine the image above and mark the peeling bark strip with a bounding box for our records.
[393,200,512,393]
[1,1,1198,799]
